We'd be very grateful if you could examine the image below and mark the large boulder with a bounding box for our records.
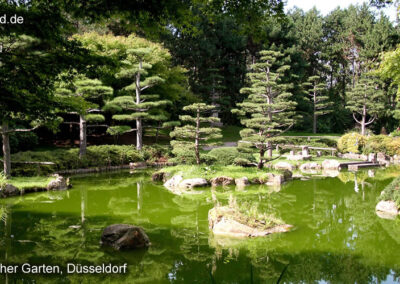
[101,224,150,250]
[211,176,235,187]
[47,174,69,191]
[300,162,321,171]
[322,159,341,170]
[0,184,20,198]
[129,162,147,169]
[163,175,183,188]
[179,178,208,189]
[235,177,250,187]
[274,162,295,171]
[376,200,399,219]
[264,170,292,186]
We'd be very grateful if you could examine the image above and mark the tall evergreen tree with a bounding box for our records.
[105,47,166,150]
[346,75,385,135]
[56,73,113,157]
[233,50,297,169]
[170,103,222,165]
[304,75,333,133]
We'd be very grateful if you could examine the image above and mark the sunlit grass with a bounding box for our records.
[6,176,54,189]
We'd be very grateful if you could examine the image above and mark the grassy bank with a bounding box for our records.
[379,176,400,207]
[0,174,54,190]
[7,176,54,189]
[159,165,283,180]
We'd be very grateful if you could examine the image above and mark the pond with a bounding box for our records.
[0,170,399,283]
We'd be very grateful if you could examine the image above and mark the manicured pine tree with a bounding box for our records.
[303,75,333,133]
[232,50,297,169]
[170,103,222,165]
[56,74,113,158]
[346,75,385,135]
[105,47,167,150]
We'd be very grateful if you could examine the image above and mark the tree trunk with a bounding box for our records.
[313,113,317,134]
[195,108,200,165]
[79,115,87,158]
[258,148,265,169]
[361,115,366,136]
[313,90,317,134]
[267,141,272,158]
[1,122,11,178]
[136,118,143,150]
[361,105,366,136]
[155,124,160,143]
[135,60,143,150]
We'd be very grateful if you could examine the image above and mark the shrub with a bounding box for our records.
[233,158,253,166]
[390,129,400,137]
[170,144,197,165]
[208,147,256,166]
[9,145,163,176]
[385,138,400,156]
[364,135,392,154]
[337,132,366,153]
[142,145,172,163]
[379,176,400,207]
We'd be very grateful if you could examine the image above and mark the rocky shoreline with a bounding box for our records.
[0,174,71,198]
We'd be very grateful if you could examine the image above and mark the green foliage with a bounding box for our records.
[378,45,400,97]
[141,145,172,163]
[169,143,197,165]
[9,145,167,176]
[338,133,400,156]
[211,195,283,230]
[0,130,39,153]
[363,135,393,154]
[99,37,175,148]
[106,125,131,136]
[304,75,333,132]
[56,72,113,115]
[6,176,54,190]
[379,176,400,207]
[160,164,273,180]
[338,133,367,153]
[346,75,385,134]
[85,114,105,123]
[233,50,297,166]
[170,103,222,164]
[0,172,6,188]
[391,129,400,137]
[207,147,256,166]
[383,138,400,156]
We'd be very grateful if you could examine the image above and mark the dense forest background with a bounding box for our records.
[1,0,400,154]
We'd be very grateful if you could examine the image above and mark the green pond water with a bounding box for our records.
[0,169,399,283]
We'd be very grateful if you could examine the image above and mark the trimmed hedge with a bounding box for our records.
[10,145,171,176]
[338,133,366,154]
[338,133,400,156]
[207,147,256,166]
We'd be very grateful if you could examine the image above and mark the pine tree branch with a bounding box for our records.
[365,115,376,125]
[352,113,362,124]
[1,125,40,134]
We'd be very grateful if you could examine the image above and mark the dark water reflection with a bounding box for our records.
[0,170,399,283]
